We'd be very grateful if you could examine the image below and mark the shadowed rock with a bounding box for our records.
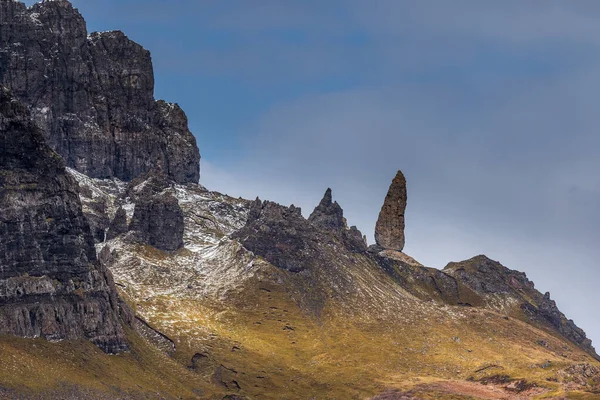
[129,192,184,252]
[375,170,407,251]
[444,255,597,358]
[106,206,128,241]
[0,0,200,183]
[0,87,127,353]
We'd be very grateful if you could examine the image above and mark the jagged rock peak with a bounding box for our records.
[375,170,407,251]
[0,87,128,353]
[0,0,200,184]
[309,188,346,231]
[308,188,367,252]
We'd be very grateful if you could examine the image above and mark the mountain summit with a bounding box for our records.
[0,0,200,183]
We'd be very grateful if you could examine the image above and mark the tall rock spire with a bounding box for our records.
[375,170,407,251]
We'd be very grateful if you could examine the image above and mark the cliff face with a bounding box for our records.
[0,0,200,184]
[0,86,127,353]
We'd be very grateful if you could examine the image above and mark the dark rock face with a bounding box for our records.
[373,249,484,307]
[122,171,185,251]
[309,188,367,252]
[375,170,407,251]
[444,255,597,358]
[0,87,127,353]
[129,192,184,252]
[0,0,200,184]
[233,200,313,273]
[106,206,128,241]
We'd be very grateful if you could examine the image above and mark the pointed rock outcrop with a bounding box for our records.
[375,170,407,251]
[309,188,367,252]
[308,188,345,231]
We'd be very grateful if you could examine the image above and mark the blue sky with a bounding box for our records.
[24,0,600,348]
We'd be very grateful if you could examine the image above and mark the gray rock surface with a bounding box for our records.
[308,188,345,231]
[0,0,200,184]
[375,170,407,251]
[106,206,128,241]
[0,86,127,353]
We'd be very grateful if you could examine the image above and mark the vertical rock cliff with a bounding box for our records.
[0,86,127,353]
[0,0,200,183]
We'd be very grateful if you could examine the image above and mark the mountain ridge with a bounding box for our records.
[0,1,599,399]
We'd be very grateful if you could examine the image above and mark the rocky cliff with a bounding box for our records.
[0,0,200,184]
[0,86,127,353]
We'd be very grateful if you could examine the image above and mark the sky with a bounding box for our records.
[24,1,599,349]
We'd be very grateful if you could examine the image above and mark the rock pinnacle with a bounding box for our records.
[375,170,407,251]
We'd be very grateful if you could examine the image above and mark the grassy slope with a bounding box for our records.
[115,250,600,400]
[0,254,598,399]
[0,328,225,399]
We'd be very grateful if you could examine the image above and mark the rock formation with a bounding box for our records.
[308,188,345,230]
[122,171,185,252]
[0,86,127,353]
[0,0,200,184]
[309,188,367,252]
[233,200,310,273]
[375,170,407,251]
[129,192,185,252]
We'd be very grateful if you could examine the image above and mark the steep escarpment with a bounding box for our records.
[0,0,200,184]
[0,86,127,353]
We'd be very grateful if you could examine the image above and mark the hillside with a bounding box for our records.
[0,1,599,399]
